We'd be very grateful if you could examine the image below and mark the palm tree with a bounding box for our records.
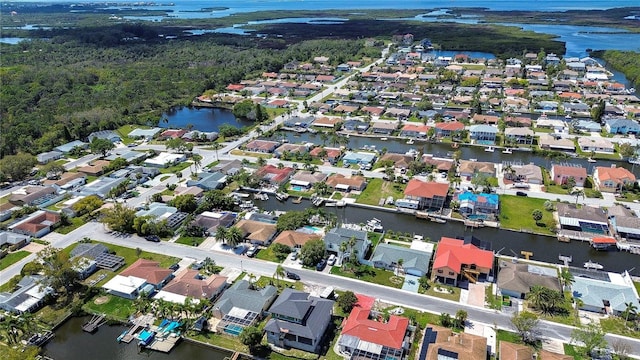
[623,302,638,324]
[559,268,574,291]
[527,285,545,310]
[257,156,267,167]
[320,132,329,146]
[396,258,404,275]
[274,265,286,287]
[226,226,244,247]
[339,242,349,270]
[215,226,228,244]
[211,142,222,161]
[570,187,585,205]
[191,154,202,175]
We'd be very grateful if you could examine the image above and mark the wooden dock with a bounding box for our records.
[559,255,573,267]
[146,333,181,353]
[82,314,106,333]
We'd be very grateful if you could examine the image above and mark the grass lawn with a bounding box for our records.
[356,178,405,206]
[0,250,30,270]
[0,274,21,292]
[63,240,178,270]
[485,285,502,310]
[330,266,404,288]
[600,317,640,339]
[496,329,522,344]
[368,232,382,248]
[499,195,556,235]
[55,217,85,234]
[253,275,304,292]
[176,236,205,246]
[159,162,191,174]
[0,194,10,205]
[190,331,249,353]
[255,245,286,263]
[563,344,587,360]
[419,281,461,302]
[83,294,135,321]
[229,149,272,159]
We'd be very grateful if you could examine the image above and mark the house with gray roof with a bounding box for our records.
[371,243,433,277]
[605,118,640,135]
[79,177,127,198]
[264,288,334,353]
[55,140,88,154]
[497,260,561,299]
[572,120,601,133]
[88,130,121,143]
[469,124,498,144]
[212,280,278,335]
[0,275,53,314]
[211,160,243,175]
[556,203,609,235]
[324,227,370,264]
[608,205,640,241]
[186,171,227,190]
[37,150,63,164]
[136,202,177,219]
[128,127,163,140]
[105,149,148,163]
[0,231,31,249]
[571,271,640,315]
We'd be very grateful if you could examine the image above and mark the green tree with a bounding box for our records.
[511,311,540,344]
[439,313,453,328]
[36,247,79,295]
[454,310,468,330]
[276,211,308,231]
[622,301,638,324]
[591,100,606,122]
[619,143,636,159]
[570,187,585,205]
[215,226,229,243]
[40,161,66,179]
[100,203,136,233]
[272,243,292,261]
[301,239,325,267]
[532,209,543,225]
[169,194,198,213]
[0,153,37,181]
[166,137,187,153]
[571,322,608,356]
[239,326,263,351]
[336,290,358,313]
[71,195,104,216]
[226,226,244,247]
[90,138,115,157]
[274,265,286,287]
[559,268,574,290]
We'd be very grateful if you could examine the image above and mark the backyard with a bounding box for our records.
[499,195,556,235]
[83,293,135,321]
[356,178,406,206]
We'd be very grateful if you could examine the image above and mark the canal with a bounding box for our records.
[257,198,640,276]
[44,316,231,360]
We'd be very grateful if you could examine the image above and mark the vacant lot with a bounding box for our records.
[499,195,555,235]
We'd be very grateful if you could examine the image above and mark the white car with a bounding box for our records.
[327,254,337,266]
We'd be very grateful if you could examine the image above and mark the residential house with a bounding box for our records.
[421,155,454,172]
[608,205,640,240]
[370,121,397,135]
[186,171,227,190]
[212,280,278,334]
[274,143,309,158]
[193,211,236,235]
[159,129,187,140]
[182,131,218,142]
[538,134,575,151]
[455,191,499,218]
[55,140,89,154]
[9,186,57,207]
[535,118,565,131]
[70,243,124,272]
[311,116,342,129]
[105,149,147,164]
[211,160,243,176]
[339,294,410,360]
[605,118,640,135]
[571,270,640,316]
[255,165,294,186]
[309,147,342,164]
[37,150,63,164]
[371,242,434,276]
[469,124,498,144]
[342,152,376,166]
[77,159,111,176]
[155,270,228,304]
[498,341,534,360]
[135,202,177,220]
[143,152,186,168]
[283,116,315,128]
[556,203,609,234]
[398,180,449,211]
[497,261,561,299]
[378,153,415,170]
[102,275,148,299]
[0,275,53,313]
[128,128,162,140]
[593,165,636,193]
[289,171,328,190]
[400,124,431,138]
[504,163,543,185]
[342,120,369,132]
[245,140,280,153]
[324,227,370,264]
[0,231,30,249]
[434,121,465,138]
[504,127,535,145]
[79,177,127,198]
[472,114,500,125]
[550,165,587,187]
[9,210,61,238]
[272,230,322,249]
[265,288,334,353]
[431,237,494,286]
[119,259,174,290]
[504,116,532,128]
[325,174,367,192]
[578,137,615,154]
[235,219,278,245]
[417,324,487,360]
[572,120,601,133]
[458,160,496,179]
[88,130,121,143]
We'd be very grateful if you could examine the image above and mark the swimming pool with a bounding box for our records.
[302,225,324,234]
[224,324,244,336]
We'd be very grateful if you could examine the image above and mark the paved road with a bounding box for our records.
[3,221,634,358]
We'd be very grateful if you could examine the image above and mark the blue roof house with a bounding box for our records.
[469,124,498,145]
[187,171,227,190]
[342,151,376,165]
[605,119,640,135]
[455,191,499,217]
[55,140,88,154]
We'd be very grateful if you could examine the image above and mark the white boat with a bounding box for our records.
[629,158,640,165]
[406,139,415,145]
[587,157,597,163]
[380,137,388,141]
[502,148,512,154]
[469,158,478,162]
[366,218,384,232]
[484,146,495,152]
[583,260,604,270]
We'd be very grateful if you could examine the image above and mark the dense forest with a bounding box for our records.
[594,50,640,89]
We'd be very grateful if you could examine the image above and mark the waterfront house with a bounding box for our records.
[128,128,162,140]
[571,270,640,316]
[119,259,174,290]
[234,219,278,245]
[102,275,148,299]
[472,114,499,125]
[309,146,342,164]
[343,119,369,132]
[272,230,322,250]
[245,139,279,153]
[9,210,61,238]
[378,153,415,170]
[212,280,278,334]
[211,160,243,176]
[469,124,498,144]
[497,261,561,299]
[311,116,342,128]
[608,205,640,240]
[37,150,63,164]
[504,127,535,145]
[193,211,236,235]
[556,203,609,234]
[535,118,564,131]
[371,121,397,135]
[578,137,615,154]
[538,134,575,151]
[324,227,370,265]
[593,165,636,193]
[289,170,328,190]
[431,237,494,286]
[572,120,602,133]
[88,130,121,143]
[400,180,449,211]
[605,118,640,135]
[155,270,228,304]
[550,165,587,187]
[265,288,334,353]
[339,294,410,360]
[0,275,53,314]
[458,160,496,179]
[371,242,433,277]
[504,163,543,185]
[254,165,295,186]
[455,191,499,218]
[143,152,186,168]
[504,115,532,128]
[342,151,376,166]
[159,129,187,140]
[283,116,315,128]
[325,174,367,192]
[182,130,218,142]
[274,143,309,158]
[417,324,487,360]
[400,124,431,138]
[434,121,465,138]
[421,155,454,172]
[55,140,89,154]
[70,243,124,272]
[186,171,227,190]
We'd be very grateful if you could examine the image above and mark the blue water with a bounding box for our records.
[161,107,255,133]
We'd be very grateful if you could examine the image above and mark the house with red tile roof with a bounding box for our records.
[311,116,341,128]
[338,294,410,360]
[378,153,414,169]
[309,146,342,164]
[9,210,61,238]
[316,75,335,83]
[119,259,174,290]
[400,124,431,138]
[272,230,321,249]
[159,129,187,140]
[550,165,587,187]
[226,84,245,92]
[434,121,465,138]
[593,165,636,193]
[431,237,494,286]
[326,174,367,192]
[244,139,280,153]
[255,165,294,185]
[472,114,499,124]
[156,269,228,303]
[400,180,449,211]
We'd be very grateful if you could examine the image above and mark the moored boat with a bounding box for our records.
[583,260,604,270]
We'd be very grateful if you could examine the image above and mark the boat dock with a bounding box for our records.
[119,314,155,343]
[82,314,106,333]
[292,196,302,204]
[558,254,573,267]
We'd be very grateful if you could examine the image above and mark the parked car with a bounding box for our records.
[169,263,180,271]
[516,191,528,197]
[285,271,300,280]
[327,254,337,266]
[145,235,160,242]
[316,258,327,271]
[290,251,298,261]
[246,246,258,257]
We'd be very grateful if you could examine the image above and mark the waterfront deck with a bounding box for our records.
[120,314,155,344]
[82,314,106,333]
[146,333,181,353]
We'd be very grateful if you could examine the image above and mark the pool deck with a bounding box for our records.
[146,333,181,353]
